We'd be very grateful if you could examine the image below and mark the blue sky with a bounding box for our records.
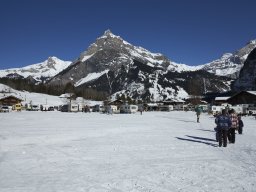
[0,0,255,69]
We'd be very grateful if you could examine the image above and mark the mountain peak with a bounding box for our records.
[104,29,113,36]
[248,39,256,44]
[100,29,120,39]
[220,53,233,59]
[48,56,58,60]
[47,56,62,63]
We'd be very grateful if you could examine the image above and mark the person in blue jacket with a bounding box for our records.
[215,109,232,147]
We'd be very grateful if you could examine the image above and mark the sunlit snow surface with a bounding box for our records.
[0,111,256,192]
[0,57,72,80]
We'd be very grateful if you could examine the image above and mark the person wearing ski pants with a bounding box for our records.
[215,109,231,147]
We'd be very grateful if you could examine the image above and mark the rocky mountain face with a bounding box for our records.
[232,47,256,91]
[48,30,232,101]
[201,40,256,78]
[72,59,231,101]
[49,30,171,86]
[1,30,255,100]
[0,57,72,83]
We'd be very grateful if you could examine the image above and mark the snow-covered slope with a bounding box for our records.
[0,57,72,82]
[167,62,203,72]
[202,40,256,78]
[74,70,109,87]
[0,83,102,106]
[0,83,63,105]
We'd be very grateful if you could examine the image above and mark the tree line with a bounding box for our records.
[0,78,108,101]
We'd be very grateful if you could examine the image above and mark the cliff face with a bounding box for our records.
[233,48,256,91]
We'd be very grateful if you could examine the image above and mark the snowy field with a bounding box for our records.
[0,111,256,192]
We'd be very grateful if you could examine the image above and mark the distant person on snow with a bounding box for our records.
[139,107,143,115]
[195,105,203,123]
[215,109,231,147]
[109,107,113,115]
[228,109,239,143]
[238,115,244,134]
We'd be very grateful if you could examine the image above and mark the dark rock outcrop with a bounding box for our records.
[233,48,256,91]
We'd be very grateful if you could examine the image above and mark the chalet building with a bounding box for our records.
[107,100,123,106]
[214,97,230,105]
[0,95,23,106]
[106,99,124,110]
[227,91,256,105]
[145,103,158,111]
[162,98,185,105]
[162,98,186,111]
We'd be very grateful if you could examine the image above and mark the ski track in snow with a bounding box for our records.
[0,111,255,192]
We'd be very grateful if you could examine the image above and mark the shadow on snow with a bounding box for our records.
[177,119,197,123]
[185,135,216,142]
[176,135,218,147]
[197,129,215,133]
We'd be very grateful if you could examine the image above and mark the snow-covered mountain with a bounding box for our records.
[1,30,255,100]
[48,30,232,101]
[49,30,171,85]
[201,40,256,78]
[0,57,72,82]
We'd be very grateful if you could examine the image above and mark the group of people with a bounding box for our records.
[214,109,244,147]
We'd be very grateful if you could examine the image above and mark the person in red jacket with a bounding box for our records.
[228,109,239,143]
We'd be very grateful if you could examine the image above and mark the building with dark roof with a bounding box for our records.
[227,91,256,105]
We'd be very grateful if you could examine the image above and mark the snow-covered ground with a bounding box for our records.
[0,111,255,192]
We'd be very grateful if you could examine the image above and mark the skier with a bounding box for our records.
[195,105,203,123]
[215,109,231,147]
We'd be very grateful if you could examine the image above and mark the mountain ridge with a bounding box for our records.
[1,30,255,100]
[0,56,72,82]
[47,30,236,101]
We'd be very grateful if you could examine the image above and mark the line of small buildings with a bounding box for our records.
[1,91,256,115]
[211,91,256,115]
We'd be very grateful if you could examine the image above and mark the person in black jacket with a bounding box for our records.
[238,115,244,134]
